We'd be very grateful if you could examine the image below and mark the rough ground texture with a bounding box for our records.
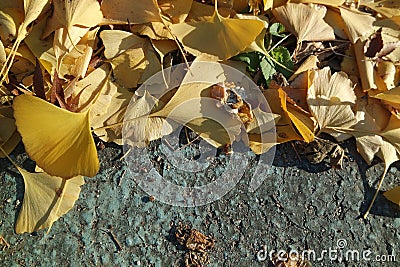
[1,138,399,267]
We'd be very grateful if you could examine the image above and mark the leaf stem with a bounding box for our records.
[363,168,387,219]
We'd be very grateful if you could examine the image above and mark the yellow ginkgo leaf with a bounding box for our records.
[101,0,162,24]
[307,67,358,135]
[100,30,161,88]
[59,27,99,79]
[124,61,244,148]
[23,12,56,74]
[15,166,84,234]
[158,0,193,24]
[124,90,174,147]
[381,115,400,155]
[170,4,264,60]
[264,88,304,143]
[45,0,102,35]
[272,3,335,44]
[44,0,103,70]
[13,94,99,178]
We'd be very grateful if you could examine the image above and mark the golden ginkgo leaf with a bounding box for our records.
[13,94,99,178]
[263,88,304,143]
[170,3,264,60]
[15,167,84,234]
[272,3,335,44]
[158,0,193,24]
[101,0,162,24]
[100,30,161,88]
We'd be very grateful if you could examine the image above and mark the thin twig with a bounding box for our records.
[101,227,122,252]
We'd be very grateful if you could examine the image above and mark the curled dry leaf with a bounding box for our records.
[371,87,400,106]
[361,0,400,18]
[272,3,335,44]
[0,106,20,158]
[307,67,358,136]
[0,40,5,65]
[15,166,84,234]
[13,94,99,178]
[43,0,103,70]
[339,8,376,90]
[340,7,375,44]
[0,3,22,45]
[59,27,99,79]
[264,88,304,143]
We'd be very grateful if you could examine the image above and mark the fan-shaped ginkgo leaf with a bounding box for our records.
[13,94,99,178]
[307,67,358,134]
[272,3,335,43]
[100,30,161,88]
[15,167,84,234]
[339,7,375,43]
[170,5,264,60]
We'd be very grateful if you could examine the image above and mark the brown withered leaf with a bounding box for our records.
[50,71,67,109]
[33,58,46,100]
[365,28,384,57]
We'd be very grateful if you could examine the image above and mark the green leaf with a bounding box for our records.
[270,46,293,78]
[269,23,286,37]
[260,57,276,82]
[233,52,262,72]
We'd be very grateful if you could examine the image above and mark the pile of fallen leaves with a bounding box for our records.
[0,0,399,234]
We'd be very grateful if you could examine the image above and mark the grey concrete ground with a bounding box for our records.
[1,137,400,267]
